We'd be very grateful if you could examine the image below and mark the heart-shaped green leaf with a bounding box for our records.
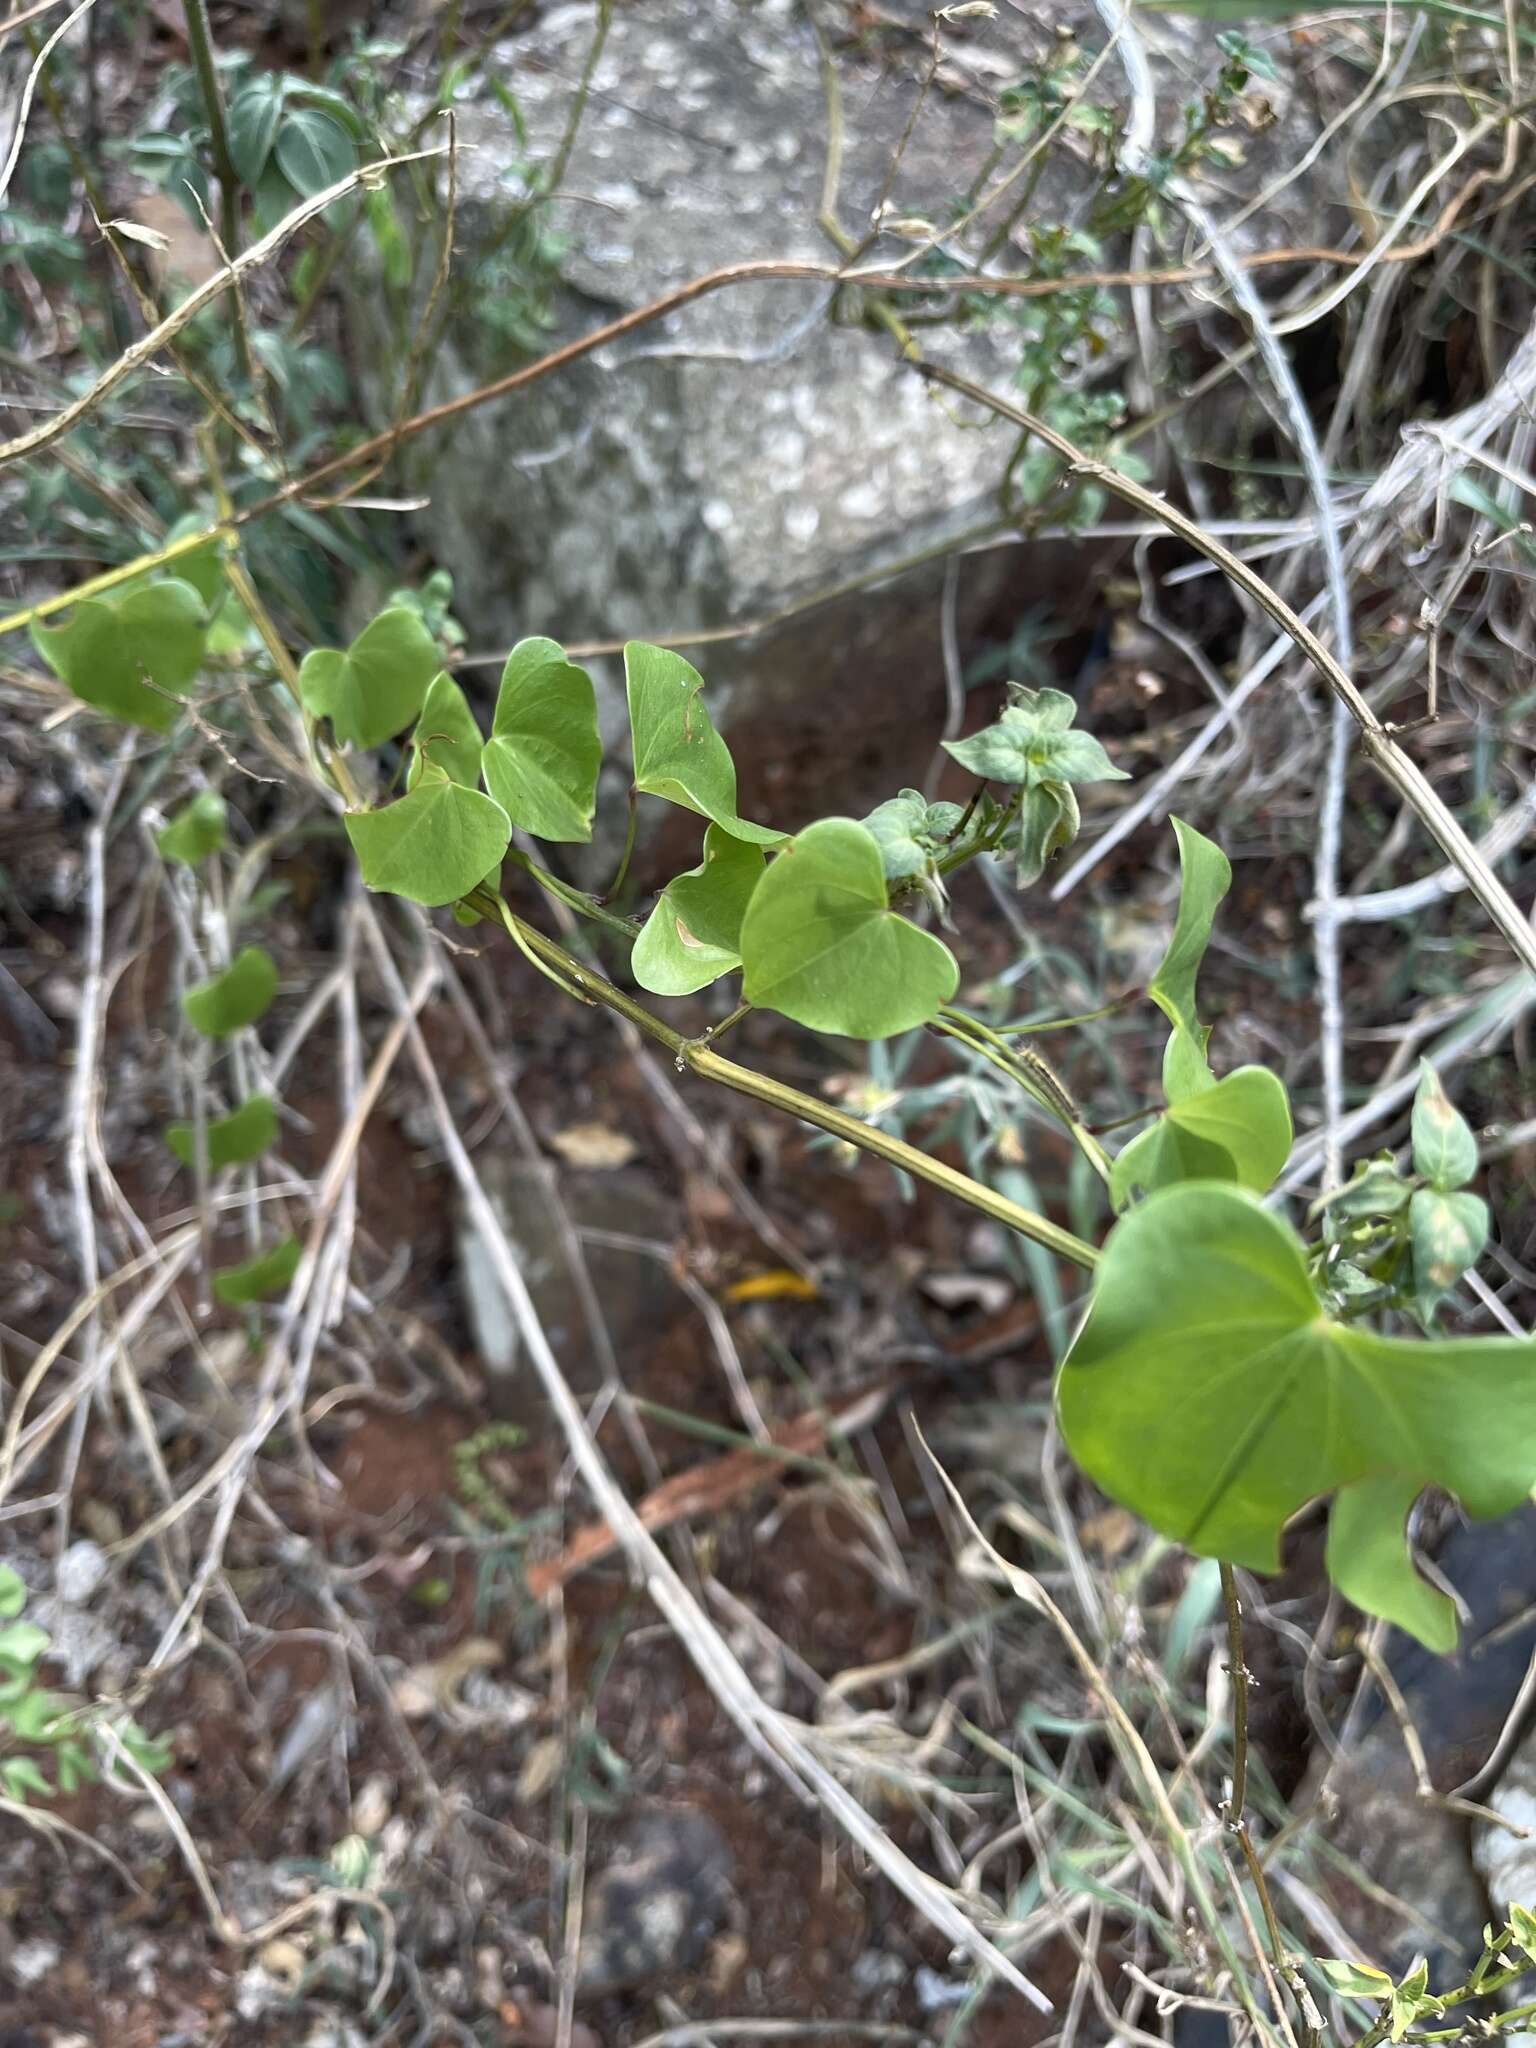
[1109,1065,1292,1207]
[33,579,208,732]
[298,607,440,749]
[625,642,783,845]
[156,790,227,866]
[346,766,511,906]
[1057,1182,1536,1570]
[480,637,601,842]
[182,947,278,1038]
[739,818,958,1038]
[632,826,766,996]
[213,1235,301,1306]
[273,104,355,196]
[410,671,483,790]
[1326,1473,1458,1652]
[1411,1062,1478,1191]
[165,1095,277,1171]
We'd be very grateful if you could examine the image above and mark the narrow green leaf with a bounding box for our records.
[624,642,783,845]
[0,1567,24,1620]
[1057,1182,1536,1570]
[181,946,278,1039]
[1326,1474,1458,1653]
[297,606,440,749]
[346,767,511,907]
[212,1235,301,1306]
[1109,1066,1292,1207]
[1411,1062,1479,1191]
[1319,1960,1394,2001]
[32,579,207,732]
[739,818,958,1038]
[481,637,601,841]
[410,670,483,790]
[1409,1187,1489,1303]
[632,825,766,996]
[156,790,227,866]
[165,1095,278,1171]
[1148,817,1230,1096]
[273,105,354,196]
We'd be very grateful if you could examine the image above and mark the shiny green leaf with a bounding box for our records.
[481,637,601,841]
[625,642,783,845]
[1326,1473,1458,1652]
[347,766,511,907]
[212,1235,301,1306]
[1057,1182,1536,1570]
[181,947,278,1039]
[274,105,355,196]
[632,825,765,996]
[410,670,483,790]
[1109,1065,1292,1207]
[32,579,207,733]
[739,818,958,1038]
[165,1095,278,1171]
[298,607,439,749]
[156,790,227,866]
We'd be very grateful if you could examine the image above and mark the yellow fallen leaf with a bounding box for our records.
[548,1121,638,1169]
[723,1268,818,1303]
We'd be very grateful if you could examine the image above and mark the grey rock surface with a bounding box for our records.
[352,0,1330,827]
[576,1806,735,1996]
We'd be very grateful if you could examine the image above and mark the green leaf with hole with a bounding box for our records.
[409,671,483,790]
[480,638,601,841]
[1326,1474,1458,1653]
[298,607,440,749]
[32,579,207,733]
[212,1235,301,1306]
[860,790,965,881]
[274,105,355,196]
[1109,1065,1292,1207]
[1148,817,1230,1099]
[156,790,227,865]
[625,642,783,845]
[347,765,510,907]
[739,818,958,1038]
[182,947,278,1038]
[165,1095,277,1171]
[1410,1187,1488,1306]
[633,826,766,996]
[1411,1062,1478,1191]
[227,73,287,186]
[943,687,1128,791]
[1057,1182,1536,1570]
